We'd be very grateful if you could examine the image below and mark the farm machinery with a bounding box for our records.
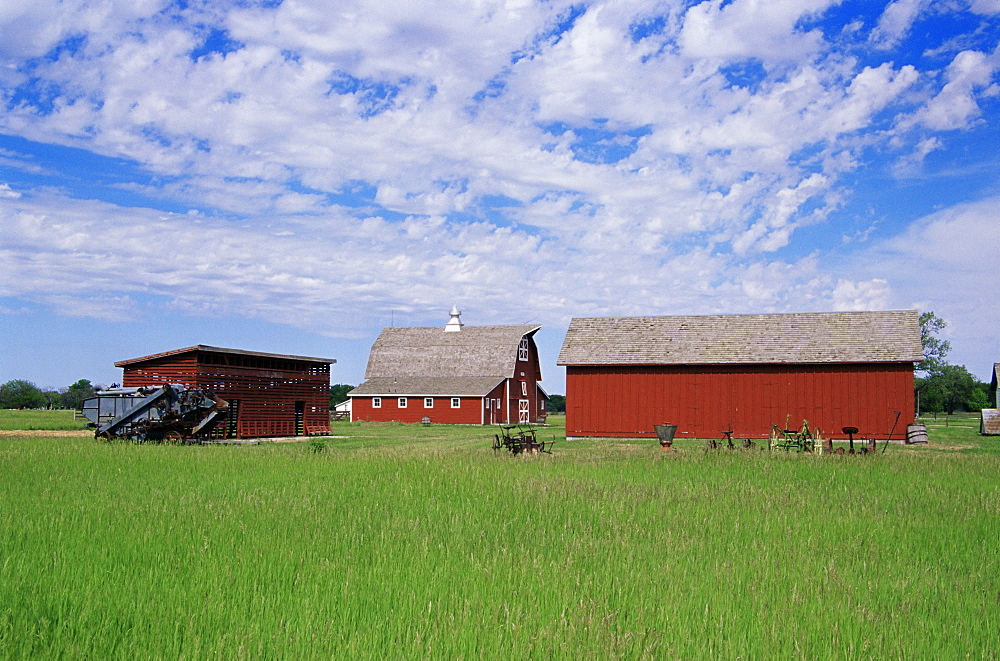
[81,384,228,443]
[701,412,903,455]
[493,424,555,455]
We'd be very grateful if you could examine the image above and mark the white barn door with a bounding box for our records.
[518,399,529,423]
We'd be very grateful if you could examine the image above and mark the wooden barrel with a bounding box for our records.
[906,422,928,444]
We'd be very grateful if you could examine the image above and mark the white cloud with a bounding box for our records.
[679,0,834,61]
[968,0,1000,15]
[902,49,996,131]
[870,0,926,50]
[0,0,997,381]
[831,278,891,310]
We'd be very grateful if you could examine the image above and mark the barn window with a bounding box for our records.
[484,399,490,410]
[518,338,529,362]
[424,397,433,408]
[372,397,381,408]
[520,381,527,396]
[398,397,407,408]
[451,398,460,408]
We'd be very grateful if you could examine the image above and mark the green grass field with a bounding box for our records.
[1,412,997,657]
[0,409,90,431]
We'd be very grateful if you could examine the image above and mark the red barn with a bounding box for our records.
[349,308,546,425]
[558,310,922,440]
[116,345,335,438]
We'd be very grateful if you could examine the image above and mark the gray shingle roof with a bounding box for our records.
[364,325,540,379]
[557,310,923,365]
[349,377,505,397]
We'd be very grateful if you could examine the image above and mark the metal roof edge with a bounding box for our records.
[115,344,336,367]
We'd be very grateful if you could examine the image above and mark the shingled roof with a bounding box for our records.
[364,325,541,379]
[557,310,923,366]
[348,376,506,397]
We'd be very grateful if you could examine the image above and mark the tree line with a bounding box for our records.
[0,379,103,410]
[916,312,992,415]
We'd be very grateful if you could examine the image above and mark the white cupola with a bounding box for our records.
[444,305,464,332]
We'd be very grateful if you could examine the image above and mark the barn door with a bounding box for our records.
[518,399,529,423]
[295,401,305,436]
[225,399,240,439]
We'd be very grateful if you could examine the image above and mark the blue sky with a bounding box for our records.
[2,0,999,394]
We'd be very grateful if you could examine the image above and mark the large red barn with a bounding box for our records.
[116,345,335,438]
[349,309,546,425]
[557,310,923,440]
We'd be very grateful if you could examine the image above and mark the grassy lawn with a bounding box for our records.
[1,412,996,657]
[0,409,90,431]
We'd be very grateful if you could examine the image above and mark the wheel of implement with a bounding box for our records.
[163,430,183,444]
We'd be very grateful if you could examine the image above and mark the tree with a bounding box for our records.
[61,379,96,410]
[967,386,990,412]
[0,380,47,409]
[916,377,944,415]
[934,364,977,415]
[546,394,566,413]
[329,384,354,407]
[918,311,951,376]
[42,390,62,409]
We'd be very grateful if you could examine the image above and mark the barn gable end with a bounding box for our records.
[350,311,546,425]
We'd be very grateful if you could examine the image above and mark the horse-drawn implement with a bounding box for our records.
[493,424,554,455]
[700,411,903,455]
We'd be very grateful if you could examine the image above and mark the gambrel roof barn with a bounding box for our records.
[558,310,923,440]
[350,308,546,425]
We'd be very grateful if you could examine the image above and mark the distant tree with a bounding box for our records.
[61,379,96,410]
[329,384,354,407]
[917,377,944,415]
[546,394,566,413]
[918,311,951,376]
[934,364,977,415]
[0,380,47,409]
[967,386,989,412]
[41,390,61,409]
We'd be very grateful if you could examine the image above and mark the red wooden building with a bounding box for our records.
[349,308,547,424]
[116,345,335,438]
[557,310,923,440]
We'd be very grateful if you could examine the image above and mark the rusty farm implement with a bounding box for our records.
[82,384,228,443]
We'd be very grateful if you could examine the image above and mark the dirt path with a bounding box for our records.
[0,430,93,437]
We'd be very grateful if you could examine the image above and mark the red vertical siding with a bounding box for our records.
[351,396,484,424]
[121,350,330,438]
[565,363,914,439]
